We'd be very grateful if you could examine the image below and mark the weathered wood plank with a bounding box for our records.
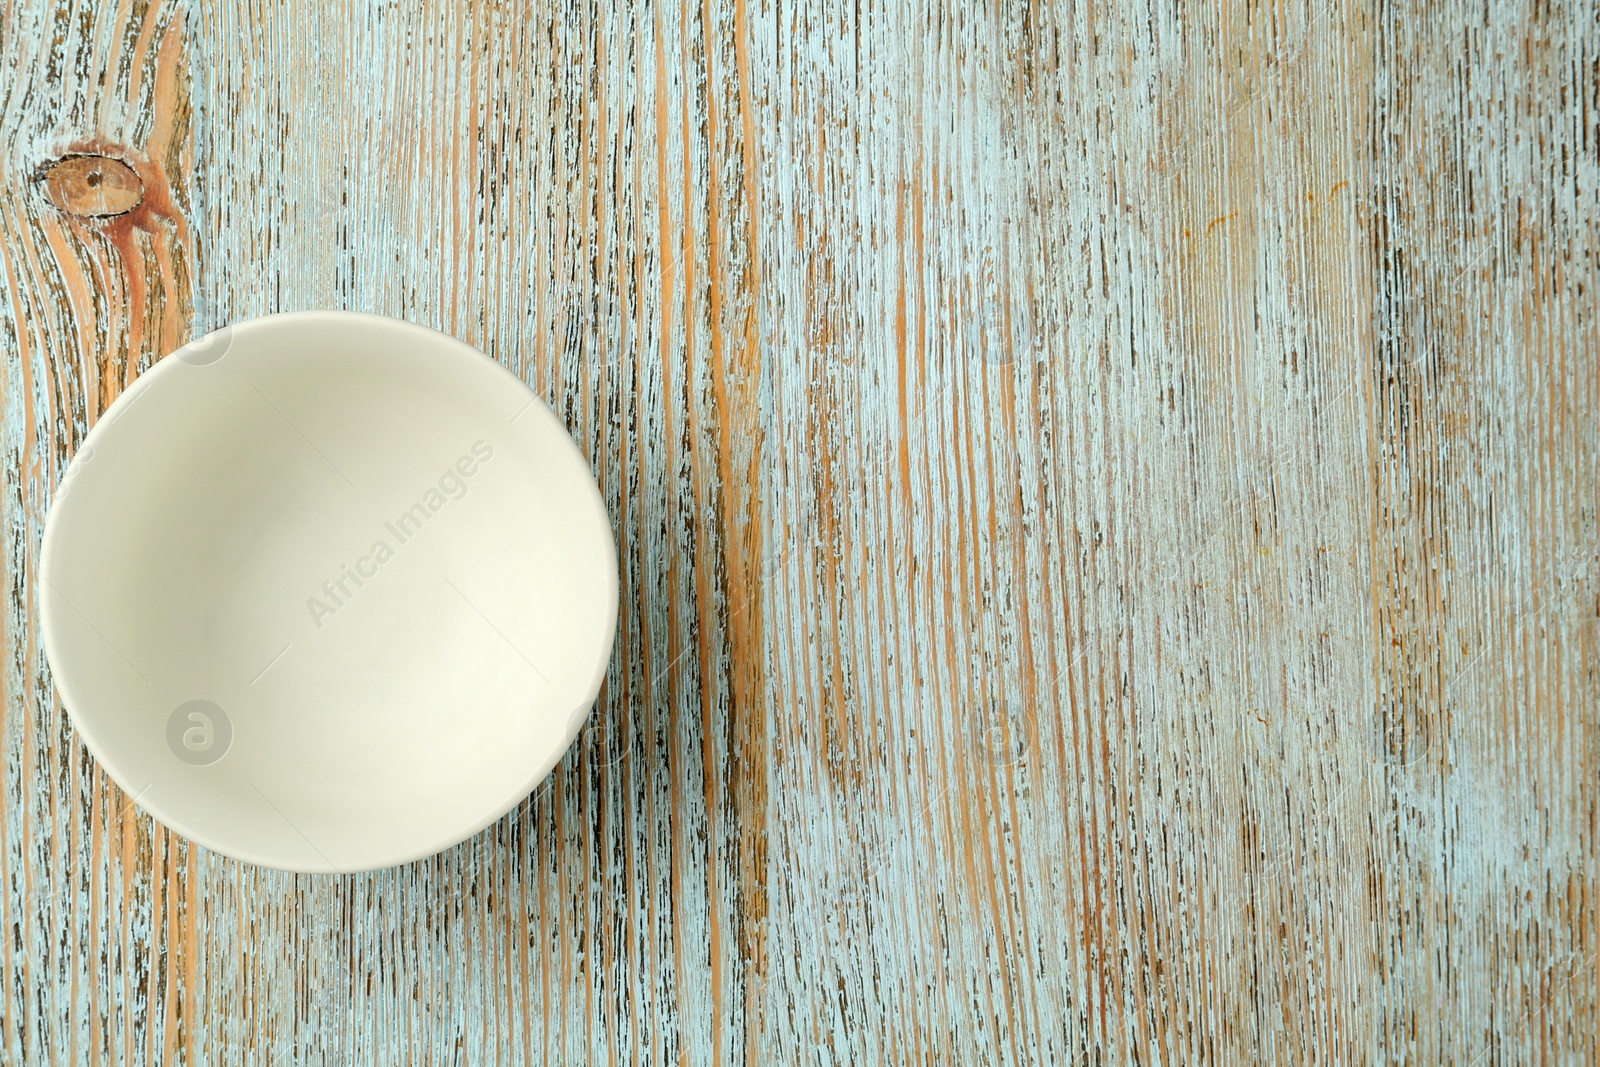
[751,0,1596,1062]
[1364,3,1598,1060]
[182,0,766,1062]
[0,1,196,1064]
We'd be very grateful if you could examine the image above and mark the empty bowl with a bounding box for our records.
[40,310,618,872]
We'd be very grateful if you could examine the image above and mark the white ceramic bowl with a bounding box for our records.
[40,311,618,873]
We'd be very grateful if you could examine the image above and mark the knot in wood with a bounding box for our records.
[38,154,144,217]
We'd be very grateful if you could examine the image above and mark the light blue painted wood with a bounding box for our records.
[2,0,1596,1062]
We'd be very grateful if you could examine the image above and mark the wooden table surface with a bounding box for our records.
[3,0,1596,1062]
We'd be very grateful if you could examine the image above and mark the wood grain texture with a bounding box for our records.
[1,0,194,1063]
[185,0,765,1063]
[1,0,1595,1063]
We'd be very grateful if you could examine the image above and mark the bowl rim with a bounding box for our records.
[39,309,620,874]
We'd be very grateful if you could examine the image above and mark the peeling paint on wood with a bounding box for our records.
[2,0,1596,1063]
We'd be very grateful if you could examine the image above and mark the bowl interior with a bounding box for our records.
[41,312,617,872]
